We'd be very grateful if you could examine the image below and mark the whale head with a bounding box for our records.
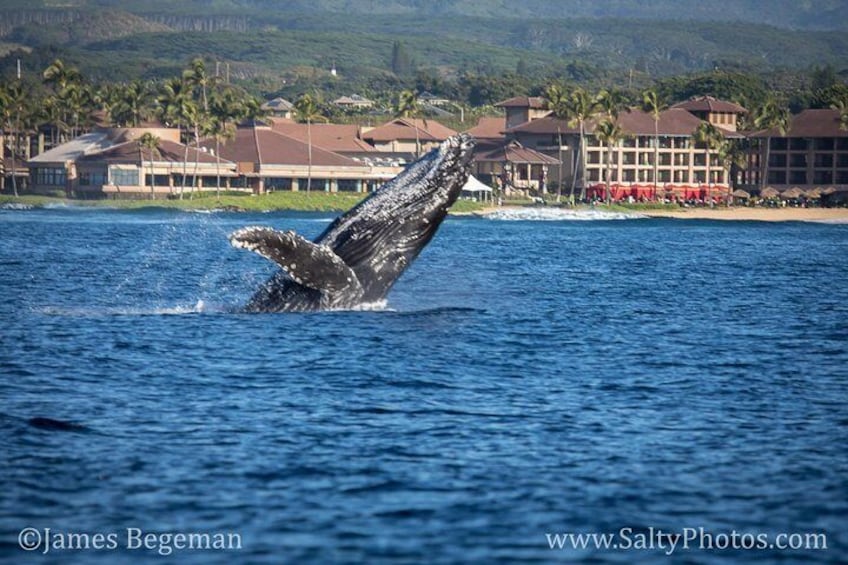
[320,134,476,301]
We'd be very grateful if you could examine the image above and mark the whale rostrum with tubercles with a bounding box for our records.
[229,134,476,312]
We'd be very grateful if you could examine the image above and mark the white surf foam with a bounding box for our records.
[482,207,644,221]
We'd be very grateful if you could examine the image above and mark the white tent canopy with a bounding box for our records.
[461,175,493,193]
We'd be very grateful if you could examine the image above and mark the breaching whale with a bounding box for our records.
[229,134,475,312]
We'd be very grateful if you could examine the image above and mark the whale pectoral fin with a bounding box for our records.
[229,227,362,295]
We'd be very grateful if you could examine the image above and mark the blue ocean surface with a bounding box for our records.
[1,207,846,564]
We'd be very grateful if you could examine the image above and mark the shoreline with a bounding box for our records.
[639,207,848,222]
[3,195,848,222]
[469,205,848,223]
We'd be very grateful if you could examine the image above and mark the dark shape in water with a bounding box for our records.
[28,417,87,432]
[230,134,475,312]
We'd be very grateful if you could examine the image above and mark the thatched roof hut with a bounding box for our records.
[760,187,780,198]
[731,189,750,199]
[781,187,804,199]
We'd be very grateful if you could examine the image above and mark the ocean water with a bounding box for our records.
[1,207,846,564]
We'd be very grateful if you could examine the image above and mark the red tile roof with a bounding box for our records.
[749,108,848,138]
[268,119,377,153]
[209,125,366,167]
[464,117,506,140]
[362,118,457,143]
[672,96,747,114]
[475,140,560,165]
[507,108,743,138]
[78,139,227,164]
[495,96,546,109]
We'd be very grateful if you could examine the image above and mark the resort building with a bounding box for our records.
[501,97,745,201]
[26,126,221,197]
[495,96,549,130]
[75,138,233,198]
[333,94,374,109]
[671,96,747,132]
[473,140,560,196]
[204,123,399,193]
[26,121,410,197]
[361,118,458,155]
[746,108,848,191]
[261,97,295,119]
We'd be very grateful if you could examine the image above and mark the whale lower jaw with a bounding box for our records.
[231,134,475,312]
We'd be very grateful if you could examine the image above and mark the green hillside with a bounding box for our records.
[0,1,845,107]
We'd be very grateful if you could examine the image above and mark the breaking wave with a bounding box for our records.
[482,207,644,221]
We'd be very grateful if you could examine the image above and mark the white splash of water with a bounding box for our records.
[482,207,644,221]
[344,300,392,312]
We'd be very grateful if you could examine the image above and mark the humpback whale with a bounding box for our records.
[230,134,475,312]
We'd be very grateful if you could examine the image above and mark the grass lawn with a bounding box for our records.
[0,192,489,214]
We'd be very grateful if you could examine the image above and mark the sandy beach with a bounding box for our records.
[641,207,848,222]
[469,205,848,222]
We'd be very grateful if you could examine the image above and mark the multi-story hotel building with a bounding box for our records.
[502,95,746,201]
[746,108,848,189]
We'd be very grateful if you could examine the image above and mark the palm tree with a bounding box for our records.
[753,96,790,191]
[43,59,82,143]
[543,83,569,203]
[111,81,153,127]
[183,58,212,114]
[208,87,243,198]
[294,93,327,195]
[717,139,748,195]
[691,121,724,206]
[595,88,628,121]
[393,89,424,157]
[830,98,848,131]
[564,88,597,203]
[0,83,31,197]
[641,89,667,199]
[138,133,161,200]
[595,118,624,206]
[157,77,196,199]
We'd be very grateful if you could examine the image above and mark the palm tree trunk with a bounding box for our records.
[578,122,587,202]
[654,120,659,200]
[11,119,19,197]
[215,137,221,199]
[706,148,712,206]
[180,127,188,200]
[556,126,562,203]
[306,119,313,195]
[191,123,200,199]
[761,137,770,191]
[606,144,612,206]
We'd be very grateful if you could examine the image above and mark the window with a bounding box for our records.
[768,171,786,184]
[79,170,106,187]
[768,154,787,167]
[813,171,833,184]
[790,154,806,168]
[789,170,806,184]
[770,138,788,151]
[144,174,170,187]
[298,178,328,191]
[110,167,139,186]
[337,179,360,192]
[814,154,833,168]
[814,138,835,150]
[265,177,292,191]
[34,167,67,186]
[789,138,808,151]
